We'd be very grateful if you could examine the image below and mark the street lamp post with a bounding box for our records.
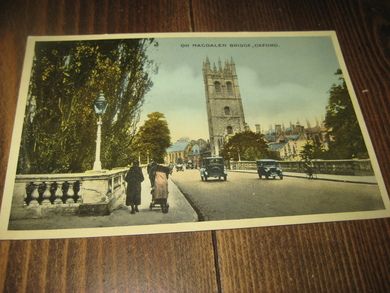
[93,91,108,171]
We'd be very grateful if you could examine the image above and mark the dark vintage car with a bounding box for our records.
[200,157,227,181]
[186,160,194,169]
[256,159,283,180]
[175,163,184,171]
[175,158,184,172]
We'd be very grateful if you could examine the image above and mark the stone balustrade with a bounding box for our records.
[11,168,129,219]
[229,160,257,170]
[229,159,374,176]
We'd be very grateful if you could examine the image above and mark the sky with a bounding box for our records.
[140,35,342,143]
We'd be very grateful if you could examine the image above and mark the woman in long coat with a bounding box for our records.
[125,160,144,214]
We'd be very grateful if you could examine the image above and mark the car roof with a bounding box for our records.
[256,159,277,162]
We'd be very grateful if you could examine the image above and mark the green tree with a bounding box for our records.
[300,141,326,161]
[134,112,171,163]
[18,39,157,173]
[220,131,269,161]
[324,69,368,159]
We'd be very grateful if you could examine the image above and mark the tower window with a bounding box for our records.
[227,126,233,134]
[224,106,231,115]
[226,82,233,95]
[214,81,221,93]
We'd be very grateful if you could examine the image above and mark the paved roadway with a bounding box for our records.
[170,169,385,221]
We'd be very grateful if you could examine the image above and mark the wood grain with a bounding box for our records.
[1,0,390,292]
[192,0,390,291]
[0,1,218,292]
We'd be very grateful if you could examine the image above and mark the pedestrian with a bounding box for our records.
[304,160,314,179]
[125,160,144,214]
[147,159,157,187]
[152,164,170,202]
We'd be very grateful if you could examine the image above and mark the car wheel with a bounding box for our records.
[280,175,283,180]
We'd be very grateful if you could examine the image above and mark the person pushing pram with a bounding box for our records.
[148,160,170,213]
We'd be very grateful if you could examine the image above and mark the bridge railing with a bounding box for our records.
[229,159,374,176]
[11,168,129,220]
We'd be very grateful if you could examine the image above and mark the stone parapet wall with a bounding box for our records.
[11,168,129,220]
[229,159,374,176]
[229,161,257,170]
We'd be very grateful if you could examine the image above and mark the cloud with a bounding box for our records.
[141,40,338,141]
[238,67,330,129]
[141,65,208,141]
[144,64,204,110]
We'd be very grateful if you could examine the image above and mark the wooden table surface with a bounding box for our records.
[1,0,389,292]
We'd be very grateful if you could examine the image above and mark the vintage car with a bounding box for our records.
[186,160,194,169]
[175,163,184,172]
[256,159,283,180]
[200,157,227,181]
[175,158,184,172]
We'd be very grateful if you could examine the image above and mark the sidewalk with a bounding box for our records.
[8,170,198,230]
[229,169,378,184]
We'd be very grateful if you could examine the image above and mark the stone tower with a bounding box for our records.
[203,57,246,156]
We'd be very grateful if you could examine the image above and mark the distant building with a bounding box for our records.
[264,120,329,161]
[165,138,209,167]
[165,138,190,164]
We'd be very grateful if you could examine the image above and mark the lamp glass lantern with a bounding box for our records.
[93,91,108,171]
[94,91,108,115]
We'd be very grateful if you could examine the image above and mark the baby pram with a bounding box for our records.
[149,165,170,213]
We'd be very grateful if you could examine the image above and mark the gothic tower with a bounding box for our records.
[203,57,246,156]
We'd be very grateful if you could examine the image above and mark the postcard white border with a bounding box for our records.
[1,31,389,240]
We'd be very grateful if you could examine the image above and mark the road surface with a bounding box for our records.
[170,169,385,221]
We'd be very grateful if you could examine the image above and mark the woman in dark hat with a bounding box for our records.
[124,160,144,214]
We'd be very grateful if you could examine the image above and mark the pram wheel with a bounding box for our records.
[162,203,169,213]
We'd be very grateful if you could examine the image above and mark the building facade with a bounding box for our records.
[203,57,246,156]
[264,120,330,161]
[165,138,190,164]
[165,138,209,168]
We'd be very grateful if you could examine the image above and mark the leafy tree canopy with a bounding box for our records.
[133,112,171,164]
[220,131,269,161]
[18,38,157,173]
[324,69,368,159]
[300,141,326,161]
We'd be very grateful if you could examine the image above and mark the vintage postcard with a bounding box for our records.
[0,31,389,240]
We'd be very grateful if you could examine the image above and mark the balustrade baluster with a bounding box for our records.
[54,182,63,204]
[37,182,47,205]
[72,181,81,203]
[67,181,75,203]
[25,182,35,205]
[28,182,39,205]
[49,182,58,204]
[61,181,70,203]
[108,179,113,194]
[42,182,52,205]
